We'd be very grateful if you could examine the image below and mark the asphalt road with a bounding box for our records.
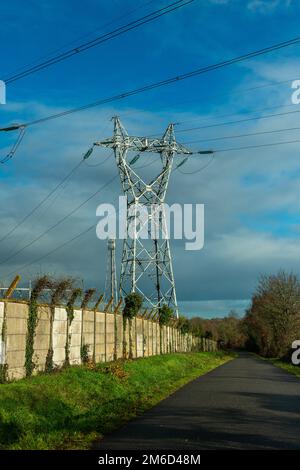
[94,353,300,450]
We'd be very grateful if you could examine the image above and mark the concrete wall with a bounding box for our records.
[69,309,82,365]
[33,305,51,372]
[0,300,218,382]
[5,302,27,380]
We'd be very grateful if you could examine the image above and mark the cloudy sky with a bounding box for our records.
[1,0,300,317]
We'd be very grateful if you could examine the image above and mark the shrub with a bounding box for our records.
[66,288,83,323]
[50,278,74,306]
[123,293,143,319]
[158,304,173,326]
[81,289,96,310]
[122,293,142,359]
[25,275,52,377]
[177,315,190,334]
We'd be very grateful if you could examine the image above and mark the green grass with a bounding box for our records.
[268,359,300,378]
[256,353,300,378]
[0,351,233,450]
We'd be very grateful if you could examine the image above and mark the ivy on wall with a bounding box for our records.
[1,273,212,383]
[65,288,82,367]
[0,305,7,383]
[158,304,174,355]
[80,289,95,364]
[46,278,73,373]
[80,343,89,364]
[25,276,52,377]
[25,301,39,377]
[0,363,7,384]
[122,293,142,359]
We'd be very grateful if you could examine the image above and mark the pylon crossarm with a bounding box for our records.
[94,137,191,155]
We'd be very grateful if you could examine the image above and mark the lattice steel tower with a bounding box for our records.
[95,117,192,317]
[104,238,118,306]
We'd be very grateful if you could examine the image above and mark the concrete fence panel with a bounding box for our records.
[6,302,28,380]
[33,305,51,372]
[52,307,67,368]
[0,300,218,382]
[94,311,105,363]
[69,308,82,365]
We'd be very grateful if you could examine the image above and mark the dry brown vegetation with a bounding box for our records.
[188,312,246,350]
[187,270,300,360]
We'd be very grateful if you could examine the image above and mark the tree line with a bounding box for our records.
[187,270,300,360]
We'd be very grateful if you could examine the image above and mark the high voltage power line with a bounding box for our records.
[4,0,193,84]
[213,138,300,154]
[175,154,215,175]
[2,33,300,131]
[5,223,96,279]
[1,154,163,276]
[146,102,299,138]
[181,124,300,145]
[0,148,114,243]
[186,136,300,155]
[176,108,300,133]
[0,160,84,243]
[0,173,119,267]
[161,76,299,111]
[114,74,300,124]
[172,135,300,176]
[175,102,297,127]
[5,0,157,79]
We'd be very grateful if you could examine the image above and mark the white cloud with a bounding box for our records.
[211,229,300,263]
[247,0,292,14]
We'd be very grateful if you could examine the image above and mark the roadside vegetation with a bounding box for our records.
[268,359,300,378]
[188,270,300,365]
[0,351,233,450]
[243,270,300,359]
[188,311,246,350]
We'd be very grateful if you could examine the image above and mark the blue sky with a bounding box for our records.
[1,0,300,318]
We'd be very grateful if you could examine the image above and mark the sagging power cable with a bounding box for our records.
[0,126,26,164]
[181,124,300,145]
[176,154,214,174]
[3,32,300,131]
[0,146,100,244]
[3,155,159,277]
[0,173,119,267]
[4,0,194,84]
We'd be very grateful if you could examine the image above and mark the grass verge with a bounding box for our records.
[268,359,300,378]
[0,351,233,450]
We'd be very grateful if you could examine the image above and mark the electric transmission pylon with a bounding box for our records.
[104,238,118,307]
[95,117,192,317]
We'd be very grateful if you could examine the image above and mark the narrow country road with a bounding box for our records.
[94,353,300,450]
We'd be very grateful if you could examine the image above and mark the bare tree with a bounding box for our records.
[244,271,300,357]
